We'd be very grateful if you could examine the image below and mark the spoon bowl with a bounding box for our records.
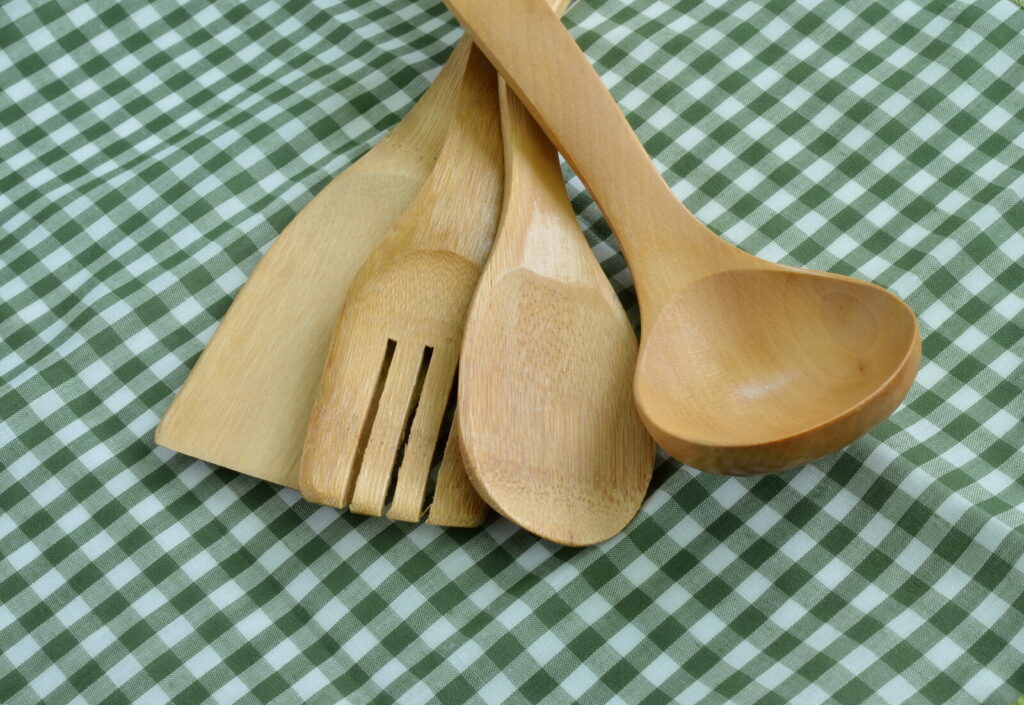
[462,269,652,542]
[635,267,921,474]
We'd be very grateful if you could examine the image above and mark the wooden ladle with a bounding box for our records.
[458,83,654,546]
[443,0,921,475]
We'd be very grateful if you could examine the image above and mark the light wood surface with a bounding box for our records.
[457,83,654,545]
[156,41,472,489]
[442,0,922,475]
[299,45,502,526]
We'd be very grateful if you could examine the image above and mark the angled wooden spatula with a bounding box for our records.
[157,42,472,489]
[299,46,502,527]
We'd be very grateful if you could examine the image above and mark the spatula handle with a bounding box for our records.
[402,44,503,264]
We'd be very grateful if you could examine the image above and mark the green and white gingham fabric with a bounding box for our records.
[2,0,1022,702]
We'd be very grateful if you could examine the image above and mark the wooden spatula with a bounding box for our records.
[299,46,501,526]
[457,83,654,545]
[156,42,472,488]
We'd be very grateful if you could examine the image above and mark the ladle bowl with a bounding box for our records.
[635,267,920,474]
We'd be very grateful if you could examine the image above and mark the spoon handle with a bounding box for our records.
[496,80,598,282]
[400,44,502,264]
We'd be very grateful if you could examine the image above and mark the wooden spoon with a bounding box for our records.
[442,0,922,475]
[458,83,654,545]
[299,45,501,526]
[156,41,472,488]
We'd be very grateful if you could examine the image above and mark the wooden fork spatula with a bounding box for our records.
[299,46,501,526]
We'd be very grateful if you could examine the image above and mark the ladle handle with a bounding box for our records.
[443,0,719,298]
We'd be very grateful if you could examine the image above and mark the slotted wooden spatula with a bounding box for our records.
[299,46,502,526]
[156,43,471,488]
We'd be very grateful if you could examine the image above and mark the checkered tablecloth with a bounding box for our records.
[2,0,1023,702]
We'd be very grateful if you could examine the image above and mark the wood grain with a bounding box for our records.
[442,0,921,475]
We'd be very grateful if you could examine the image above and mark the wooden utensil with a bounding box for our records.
[457,83,654,545]
[156,41,472,489]
[299,46,501,525]
[442,0,922,475]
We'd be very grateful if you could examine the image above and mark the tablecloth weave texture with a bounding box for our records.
[2,0,1023,703]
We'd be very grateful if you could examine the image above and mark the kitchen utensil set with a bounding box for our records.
[159,0,919,544]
